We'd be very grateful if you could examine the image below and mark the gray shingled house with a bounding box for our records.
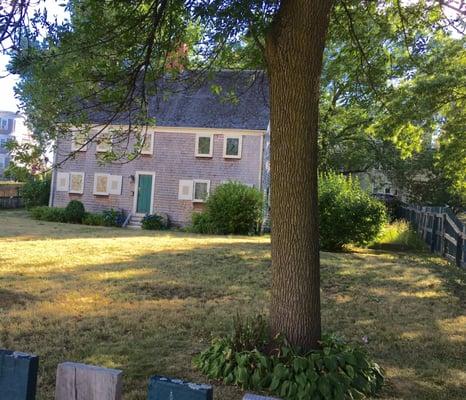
[50,71,270,227]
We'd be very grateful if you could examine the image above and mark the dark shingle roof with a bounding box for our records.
[149,70,269,130]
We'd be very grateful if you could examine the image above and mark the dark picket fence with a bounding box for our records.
[0,196,23,209]
[399,204,466,268]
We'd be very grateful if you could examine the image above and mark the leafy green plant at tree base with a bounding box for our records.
[64,200,85,223]
[194,316,383,400]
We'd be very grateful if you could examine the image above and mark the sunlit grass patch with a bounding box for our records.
[370,220,427,251]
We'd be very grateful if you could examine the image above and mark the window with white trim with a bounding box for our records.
[0,118,8,130]
[178,180,194,200]
[109,175,123,195]
[56,172,70,192]
[223,135,242,158]
[193,179,210,202]
[96,132,112,152]
[0,137,7,148]
[93,173,110,195]
[195,134,213,157]
[69,172,85,194]
[140,132,154,155]
[71,131,89,152]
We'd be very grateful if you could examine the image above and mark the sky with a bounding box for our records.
[0,0,68,112]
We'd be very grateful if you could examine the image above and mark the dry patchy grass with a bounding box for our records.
[0,209,465,399]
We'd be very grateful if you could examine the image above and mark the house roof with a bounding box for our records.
[89,70,270,131]
[151,70,269,130]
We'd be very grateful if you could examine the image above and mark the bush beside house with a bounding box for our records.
[191,182,263,235]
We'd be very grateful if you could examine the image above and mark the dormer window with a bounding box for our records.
[195,134,213,157]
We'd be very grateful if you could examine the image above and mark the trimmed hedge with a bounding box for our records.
[21,175,51,209]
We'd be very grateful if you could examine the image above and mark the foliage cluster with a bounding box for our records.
[319,173,387,251]
[141,213,169,230]
[29,206,67,222]
[195,316,383,400]
[102,209,126,227]
[30,203,125,227]
[191,182,263,235]
[21,175,51,209]
[370,221,427,252]
[64,200,86,223]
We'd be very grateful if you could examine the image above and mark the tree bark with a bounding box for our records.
[266,0,333,351]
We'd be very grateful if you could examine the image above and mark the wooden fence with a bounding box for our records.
[399,204,466,268]
[0,183,23,209]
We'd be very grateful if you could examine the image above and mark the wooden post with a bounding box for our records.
[55,362,122,400]
[0,350,39,400]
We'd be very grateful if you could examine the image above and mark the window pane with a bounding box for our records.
[142,134,152,153]
[226,138,239,156]
[198,137,211,155]
[194,182,208,200]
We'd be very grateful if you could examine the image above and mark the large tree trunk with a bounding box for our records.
[266,0,333,352]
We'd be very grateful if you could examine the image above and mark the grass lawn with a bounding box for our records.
[0,210,465,399]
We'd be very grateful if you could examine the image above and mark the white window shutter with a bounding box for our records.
[109,175,123,195]
[178,180,193,200]
[56,172,69,192]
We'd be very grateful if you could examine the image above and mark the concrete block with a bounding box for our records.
[147,375,213,400]
[55,362,122,400]
[0,349,39,400]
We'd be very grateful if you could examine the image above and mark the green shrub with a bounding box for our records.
[319,173,387,251]
[65,200,85,223]
[192,182,263,235]
[30,206,67,223]
[142,213,169,230]
[82,212,106,226]
[21,175,51,209]
[191,212,215,234]
[102,209,126,227]
[195,316,384,400]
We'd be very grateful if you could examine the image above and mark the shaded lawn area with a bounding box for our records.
[0,210,465,399]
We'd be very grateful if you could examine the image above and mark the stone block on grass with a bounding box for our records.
[147,375,213,400]
[55,362,122,400]
[0,349,39,400]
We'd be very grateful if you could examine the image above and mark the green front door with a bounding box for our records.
[136,174,153,214]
